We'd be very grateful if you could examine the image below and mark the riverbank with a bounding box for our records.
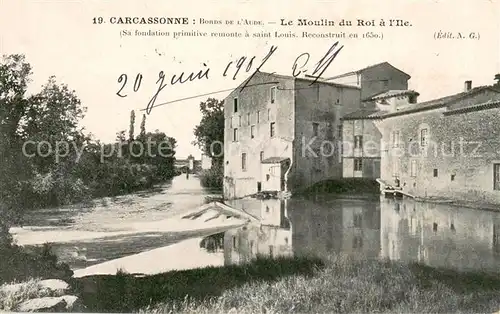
[297,178,380,197]
[414,196,500,212]
[70,254,500,313]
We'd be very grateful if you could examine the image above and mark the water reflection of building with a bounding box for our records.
[223,198,293,265]
[380,197,500,272]
[288,197,380,259]
[224,197,381,265]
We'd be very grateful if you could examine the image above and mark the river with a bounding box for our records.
[10,175,500,276]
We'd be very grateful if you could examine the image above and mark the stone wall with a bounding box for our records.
[342,118,382,178]
[292,80,360,188]
[375,93,500,204]
[223,72,295,199]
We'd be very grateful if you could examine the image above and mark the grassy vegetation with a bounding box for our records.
[74,255,323,312]
[0,243,73,285]
[71,254,500,313]
[299,178,380,197]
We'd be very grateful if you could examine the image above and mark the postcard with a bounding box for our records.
[0,0,499,313]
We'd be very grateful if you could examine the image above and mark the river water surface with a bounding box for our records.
[10,175,500,276]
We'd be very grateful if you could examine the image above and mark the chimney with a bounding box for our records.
[494,74,500,86]
[464,80,472,92]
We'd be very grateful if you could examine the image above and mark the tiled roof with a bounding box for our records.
[324,61,411,80]
[379,86,499,118]
[370,110,389,118]
[341,109,382,120]
[365,90,420,101]
[261,157,289,164]
[443,98,500,116]
[257,72,360,90]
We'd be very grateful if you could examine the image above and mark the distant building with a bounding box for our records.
[201,154,212,170]
[187,155,195,171]
[223,63,413,198]
[375,79,500,204]
[175,156,201,173]
[223,71,362,199]
[327,62,412,179]
[341,90,419,178]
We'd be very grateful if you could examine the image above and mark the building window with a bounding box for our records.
[451,174,456,181]
[266,174,270,181]
[260,151,264,162]
[433,169,438,177]
[337,124,342,139]
[354,135,363,149]
[233,128,238,142]
[270,86,276,104]
[393,159,400,176]
[247,113,251,126]
[410,160,417,177]
[267,108,271,120]
[494,164,500,190]
[270,122,276,137]
[251,125,255,139]
[420,129,428,147]
[232,236,237,249]
[241,153,247,171]
[269,245,274,258]
[312,122,319,137]
[238,115,241,127]
[354,158,363,171]
[233,98,238,113]
[257,111,260,123]
[392,131,400,148]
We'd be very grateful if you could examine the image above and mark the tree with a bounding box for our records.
[0,56,37,246]
[0,55,35,243]
[0,55,32,141]
[192,98,224,165]
[21,76,87,174]
[140,114,146,138]
[128,110,135,142]
[143,131,177,180]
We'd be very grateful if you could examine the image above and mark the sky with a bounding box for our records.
[1,0,499,159]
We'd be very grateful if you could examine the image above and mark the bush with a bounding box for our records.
[0,243,73,285]
[199,165,223,190]
[300,178,380,196]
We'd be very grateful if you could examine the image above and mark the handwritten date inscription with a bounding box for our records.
[116,41,344,114]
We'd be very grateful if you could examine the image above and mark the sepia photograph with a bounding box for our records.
[0,0,499,313]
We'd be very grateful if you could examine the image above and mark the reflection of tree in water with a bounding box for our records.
[200,232,225,252]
